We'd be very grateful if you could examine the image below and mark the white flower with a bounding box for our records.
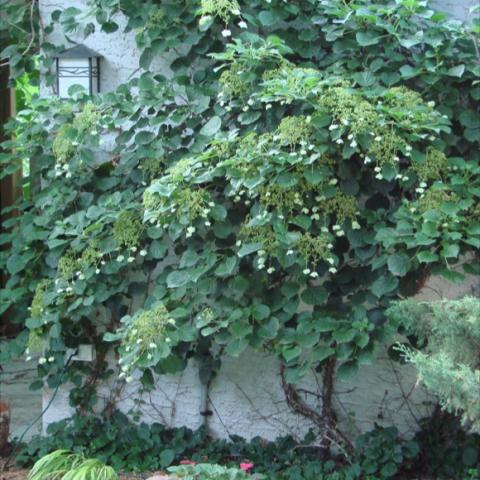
[395,174,403,180]
[136,338,142,344]
[364,156,372,165]
[26,356,32,362]
[420,181,427,188]
[336,138,344,144]
[287,249,294,255]
[119,372,126,379]
[140,249,147,256]
[374,166,381,173]
[302,208,310,214]
[265,104,272,110]
[96,268,101,274]
[329,124,339,131]
[332,224,340,231]
[427,101,435,108]
[239,20,248,29]
[127,257,135,263]
[48,356,55,363]
[222,29,232,37]
[258,250,266,256]
[341,119,349,126]
[208,201,215,207]
[117,255,125,262]
[66,287,73,293]
[336,230,345,237]
[168,318,176,325]
[416,187,425,194]
[149,342,156,348]
[352,221,361,230]
[267,267,275,274]
[38,357,47,365]
[57,289,63,294]
[402,176,409,182]
[328,178,338,185]
[242,106,249,112]
[410,207,416,213]
[327,243,333,249]
[101,260,106,265]
[131,246,137,252]
[374,135,382,141]
[147,354,153,360]
[205,221,211,226]
[311,214,320,220]
[327,258,335,265]
[126,376,133,383]
[321,227,329,233]
[406,145,412,152]
[329,267,337,274]
[350,141,357,148]
[375,173,383,180]
[310,272,319,278]
[303,268,311,275]
[165,338,171,343]
[247,98,254,106]
[442,222,449,227]
[236,240,242,247]
[258,264,265,270]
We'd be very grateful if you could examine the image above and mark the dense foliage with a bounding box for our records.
[17,411,480,479]
[388,297,480,433]
[0,0,479,469]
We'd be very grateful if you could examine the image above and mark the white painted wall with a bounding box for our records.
[37,0,479,443]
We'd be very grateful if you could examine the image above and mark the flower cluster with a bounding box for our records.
[276,115,312,147]
[119,303,176,378]
[318,85,379,136]
[321,192,358,225]
[113,211,143,249]
[200,0,240,23]
[369,127,406,166]
[72,102,101,133]
[140,157,165,180]
[30,280,50,318]
[52,124,75,165]
[57,250,78,280]
[410,147,450,182]
[296,233,334,273]
[416,187,459,214]
[25,328,46,360]
[219,62,250,99]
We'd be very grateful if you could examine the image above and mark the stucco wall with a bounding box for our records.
[36,0,479,443]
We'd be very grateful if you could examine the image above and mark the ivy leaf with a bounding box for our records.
[282,345,302,362]
[238,242,261,257]
[159,449,175,468]
[447,64,465,77]
[387,253,411,277]
[355,31,380,46]
[417,251,439,263]
[337,360,359,381]
[371,275,399,297]
[200,116,221,137]
[166,270,190,288]
[225,338,249,357]
[214,257,237,277]
[353,71,376,87]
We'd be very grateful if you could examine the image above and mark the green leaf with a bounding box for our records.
[282,345,302,362]
[387,253,411,277]
[252,304,271,321]
[237,242,261,257]
[200,116,221,137]
[447,64,465,77]
[225,338,248,357]
[337,360,359,381]
[417,251,439,263]
[371,275,399,298]
[353,71,376,87]
[355,31,380,46]
[159,449,175,468]
[311,346,335,363]
[215,257,237,277]
[166,270,189,288]
[333,329,357,343]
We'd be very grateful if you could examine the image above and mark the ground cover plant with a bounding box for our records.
[0,0,479,478]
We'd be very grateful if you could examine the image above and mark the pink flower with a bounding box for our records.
[180,459,196,465]
[240,462,254,472]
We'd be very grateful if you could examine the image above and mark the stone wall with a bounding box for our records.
[32,0,480,443]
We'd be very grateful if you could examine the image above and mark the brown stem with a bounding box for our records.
[280,362,353,459]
